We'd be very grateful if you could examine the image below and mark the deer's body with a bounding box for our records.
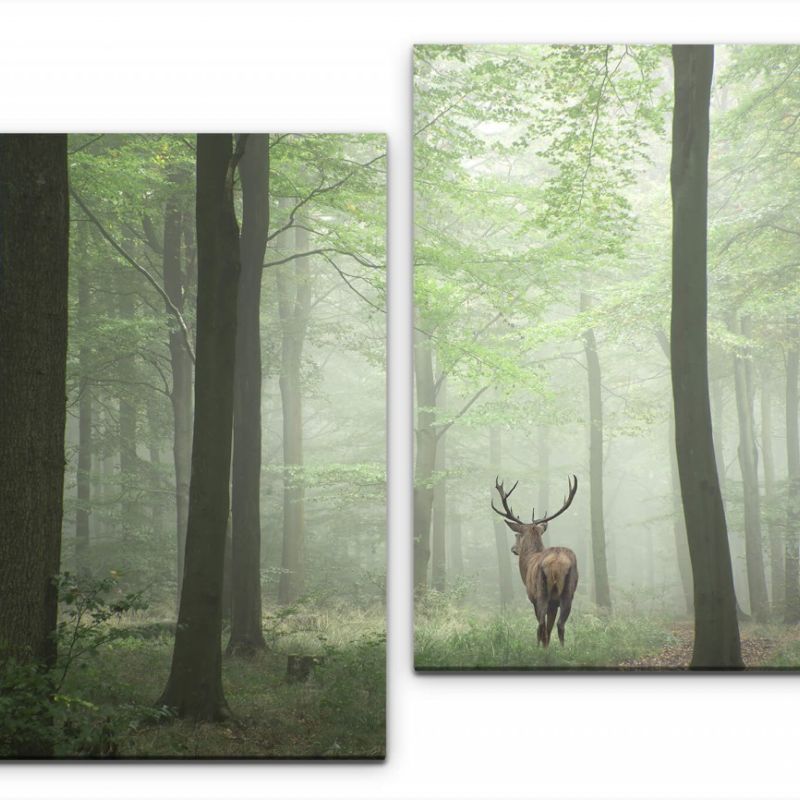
[493,476,579,647]
[517,537,578,647]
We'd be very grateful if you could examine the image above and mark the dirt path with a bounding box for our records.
[620,622,783,670]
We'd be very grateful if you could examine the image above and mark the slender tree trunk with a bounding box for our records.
[655,330,693,614]
[730,316,769,621]
[761,367,784,611]
[277,204,311,605]
[413,323,437,592]
[670,45,743,669]
[118,288,138,545]
[163,189,193,603]
[158,134,241,720]
[76,260,92,573]
[431,379,447,592]
[228,133,269,652]
[537,425,549,516]
[449,511,464,578]
[146,398,163,536]
[0,134,69,677]
[581,292,611,610]
[489,427,515,609]
[785,317,800,623]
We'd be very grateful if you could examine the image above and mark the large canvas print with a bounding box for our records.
[413,44,800,670]
[0,133,386,757]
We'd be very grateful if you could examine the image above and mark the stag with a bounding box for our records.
[492,475,579,647]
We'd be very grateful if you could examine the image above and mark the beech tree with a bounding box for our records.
[158,134,242,719]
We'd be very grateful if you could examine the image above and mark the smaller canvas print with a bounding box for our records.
[0,133,386,757]
[413,44,800,671]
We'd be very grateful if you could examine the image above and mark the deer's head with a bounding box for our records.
[492,475,578,556]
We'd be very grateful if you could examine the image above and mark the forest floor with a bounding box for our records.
[414,601,800,671]
[57,604,385,758]
[618,620,800,670]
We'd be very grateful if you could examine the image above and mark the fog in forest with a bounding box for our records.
[0,133,386,757]
[414,45,800,669]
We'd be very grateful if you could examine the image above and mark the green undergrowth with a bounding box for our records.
[54,603,385,758]
[414,598,675,670]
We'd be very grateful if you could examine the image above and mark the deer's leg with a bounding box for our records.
[546,600,559,646]
[557,595,573,646]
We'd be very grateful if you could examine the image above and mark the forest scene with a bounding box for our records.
[413,44,800,670]
[0,133,386,757]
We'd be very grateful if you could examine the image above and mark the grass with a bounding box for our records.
[414,599,675,671]
[57,603,385,758]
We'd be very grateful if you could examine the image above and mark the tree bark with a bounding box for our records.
[0,135,69,677]
[670,45,743,668]
[489,427,515,609]
[449,511,464,578]
[157,134,241,720]
[277,202,311,605]
[730,315,769,621]
[413,323,437,592]
[431,379,447,592]
[785,317,800,623]
[761,367,784,611]
[162,186,193,602]
[581,292,611,610]
[228,133,269,652]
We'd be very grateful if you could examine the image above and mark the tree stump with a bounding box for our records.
[286,654,323,683]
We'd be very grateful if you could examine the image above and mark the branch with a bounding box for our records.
[436,385,490,439]
[70,188,196,364]
[264,247,382,270]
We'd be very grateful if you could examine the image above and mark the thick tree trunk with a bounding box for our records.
[162,189,193,602]
[670,45,743,669]
[277,204,311,605]
[0,134,69,679]
[489,427,515,609]
[581,292,611,610]
[228,134,269,652]
[158,134,241,720]
[761,368,784,611]
[785,318,800,623]
[76,260,92,573]
[431,379,447,592]
[413,324,437,592]
[730,316,769,621]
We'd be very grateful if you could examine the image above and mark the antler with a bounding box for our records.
[491,477,523,524]
[533,475,578,525]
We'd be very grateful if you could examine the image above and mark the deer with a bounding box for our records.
[492,475,579,647]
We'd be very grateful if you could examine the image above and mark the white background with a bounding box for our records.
[2,1,800,798]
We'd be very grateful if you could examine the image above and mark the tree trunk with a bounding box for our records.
[489,427,515,609]
[730,316,769,621]
[761,367,784,611]
[277,202,311,605]
[785,317,800,623]
[146,397,163,537]
[670,45,743,669]
[157,134,241,720]
[162,187,193,603]
[228,134,269,652]
[449,511,464,578]
[431,379,447,592]
[581,292,611,610]
[76,258,92,573]
[413,323,437,593]
[655,329,693,614]
[0,134,69,680]
[118,288,138,545]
